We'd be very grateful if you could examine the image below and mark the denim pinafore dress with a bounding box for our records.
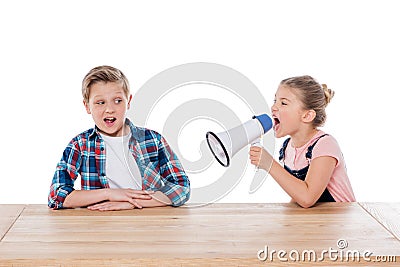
[279,134,335,202]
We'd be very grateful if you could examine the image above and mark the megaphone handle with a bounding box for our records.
[251,137,261,147]
[251,137,262,171]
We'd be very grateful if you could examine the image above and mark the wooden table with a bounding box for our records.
[360,202,400,242]
[0,203,399,266]
[0,205,25,241]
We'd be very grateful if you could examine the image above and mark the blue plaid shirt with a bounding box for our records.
[49,119,190,209]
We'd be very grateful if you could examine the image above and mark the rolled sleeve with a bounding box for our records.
[158,136,190,206]
[159,181,190,206]
[48,184,75,209]
[48,142,81,209]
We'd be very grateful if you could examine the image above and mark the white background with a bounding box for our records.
[0,0,399,204]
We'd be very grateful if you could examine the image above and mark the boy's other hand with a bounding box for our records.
[87,201,135,211]
[105,189,154,209]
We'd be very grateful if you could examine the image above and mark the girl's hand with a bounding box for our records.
[87,201,135,211]
[249,146,273,171]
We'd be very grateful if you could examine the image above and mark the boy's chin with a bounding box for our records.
[98,127,124,137]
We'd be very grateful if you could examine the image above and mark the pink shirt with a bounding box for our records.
[283,130,356,202]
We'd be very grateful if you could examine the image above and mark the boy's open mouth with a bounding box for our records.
[104,117,116,125]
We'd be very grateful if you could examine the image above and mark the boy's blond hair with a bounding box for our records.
[82,65,130,102]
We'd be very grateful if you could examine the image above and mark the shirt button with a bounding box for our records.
[101,173,106,177]
[100,147,104,151]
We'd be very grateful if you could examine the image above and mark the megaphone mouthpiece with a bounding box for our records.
[253,114,273,134]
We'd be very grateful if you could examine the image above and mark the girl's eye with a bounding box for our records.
[281,101,287,106]
[96,101,105,105]
[115,99,122,104]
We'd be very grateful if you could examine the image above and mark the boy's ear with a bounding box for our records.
[302,109,316,123]
[83,100,91,114]
[127,94,132,109]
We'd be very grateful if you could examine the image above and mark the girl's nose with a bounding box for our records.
[271,103,278,112]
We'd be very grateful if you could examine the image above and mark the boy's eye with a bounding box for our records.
[96,101,105,105]
[115,99,122,104]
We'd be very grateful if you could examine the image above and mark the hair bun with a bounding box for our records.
[322,84,335,106]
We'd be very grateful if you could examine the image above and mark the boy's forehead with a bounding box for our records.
[90,80,123,89]
[91,91,125,98]
[89,81,127,98]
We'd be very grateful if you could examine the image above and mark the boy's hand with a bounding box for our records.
[105,189,154,209]
[87,201,135,211]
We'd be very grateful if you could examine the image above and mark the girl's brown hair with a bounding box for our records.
[280,75,334,127]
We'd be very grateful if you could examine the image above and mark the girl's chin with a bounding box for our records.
[273,124,285,138]
[274,130,284,138]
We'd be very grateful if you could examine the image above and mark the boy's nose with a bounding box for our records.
[105,103,115,113]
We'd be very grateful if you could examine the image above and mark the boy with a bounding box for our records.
[48,66,190,210]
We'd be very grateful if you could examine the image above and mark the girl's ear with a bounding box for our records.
[83,100,91,114]
[302,109,316,123]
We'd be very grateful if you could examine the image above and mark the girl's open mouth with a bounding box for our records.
[273,117,280,131]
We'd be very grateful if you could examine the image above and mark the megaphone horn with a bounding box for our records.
[206,114,273,167]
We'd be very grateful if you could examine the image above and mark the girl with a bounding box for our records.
[249,75,355,208]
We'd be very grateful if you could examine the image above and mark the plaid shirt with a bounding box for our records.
[48,119,190,209]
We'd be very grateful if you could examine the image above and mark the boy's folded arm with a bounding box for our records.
[63,188,153,209]
[135,191,172,207]
[63,189,108,208]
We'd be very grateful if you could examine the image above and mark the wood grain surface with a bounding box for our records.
[360,202,400,241]
[0,204,25,241]
[0,203,399,266]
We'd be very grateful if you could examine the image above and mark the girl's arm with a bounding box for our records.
[250,146,336,208]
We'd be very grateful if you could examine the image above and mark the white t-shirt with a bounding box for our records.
[100,132,142,190]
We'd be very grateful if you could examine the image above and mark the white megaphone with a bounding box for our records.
[206,114,273,167]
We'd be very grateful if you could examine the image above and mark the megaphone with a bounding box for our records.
[206,114,273,167]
